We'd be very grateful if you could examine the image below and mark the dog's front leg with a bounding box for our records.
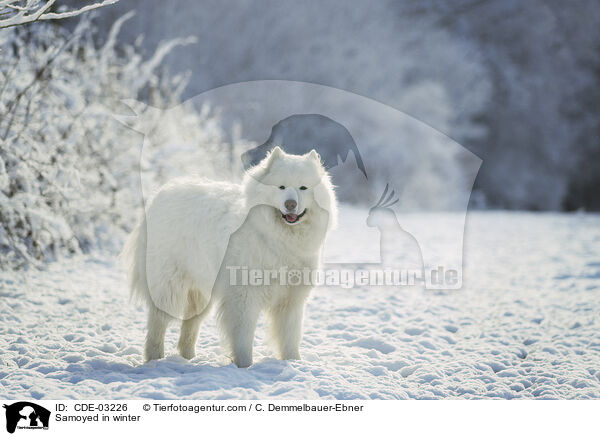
[270,296,306,360]
[218,295,261,368]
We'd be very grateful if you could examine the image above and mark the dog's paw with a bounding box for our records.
[281,351,301,360]
[178,346,196,360]
[233,354,253,368]
[144,348,164,362]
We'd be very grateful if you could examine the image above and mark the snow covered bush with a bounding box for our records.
[0,13,238,269]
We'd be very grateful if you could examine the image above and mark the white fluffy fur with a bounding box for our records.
[122,147,337,367]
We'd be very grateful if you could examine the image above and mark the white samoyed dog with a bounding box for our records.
[122,147,337,367]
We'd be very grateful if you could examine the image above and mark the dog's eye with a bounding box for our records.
[299,186,308,190]
[279,185,285,190]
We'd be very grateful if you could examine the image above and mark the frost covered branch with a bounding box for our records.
[0,0,117,29]
[0,14,240,269]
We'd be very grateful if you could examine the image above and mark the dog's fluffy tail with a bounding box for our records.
[120,214,150,307]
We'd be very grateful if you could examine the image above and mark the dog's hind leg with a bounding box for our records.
[144,305,172,362]
[178,308,209,360]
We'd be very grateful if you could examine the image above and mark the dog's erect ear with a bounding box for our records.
[269,146,283,160]
[262,146,283,170]
[307,149,320,162]
[313,173,338,230]
[245,145,283,181]
[307,149,325,176]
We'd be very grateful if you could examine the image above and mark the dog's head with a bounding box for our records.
[244,146,337,228]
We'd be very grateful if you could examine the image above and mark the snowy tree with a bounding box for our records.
[419,0,600,210]
[0,13,236,269]
[91,0,600,211]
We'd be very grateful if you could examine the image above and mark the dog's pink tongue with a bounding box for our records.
[286,214,298,222]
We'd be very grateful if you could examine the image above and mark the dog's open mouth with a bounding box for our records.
[282,209,307,224]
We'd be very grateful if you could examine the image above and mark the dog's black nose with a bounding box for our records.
[285,200,297,211]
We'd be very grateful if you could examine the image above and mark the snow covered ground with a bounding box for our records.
[1,209,599,399]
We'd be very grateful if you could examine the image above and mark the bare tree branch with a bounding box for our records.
[0,0,117,29]
[39,0,117,21]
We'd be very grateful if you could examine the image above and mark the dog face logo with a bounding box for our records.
[3,402,50,433]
